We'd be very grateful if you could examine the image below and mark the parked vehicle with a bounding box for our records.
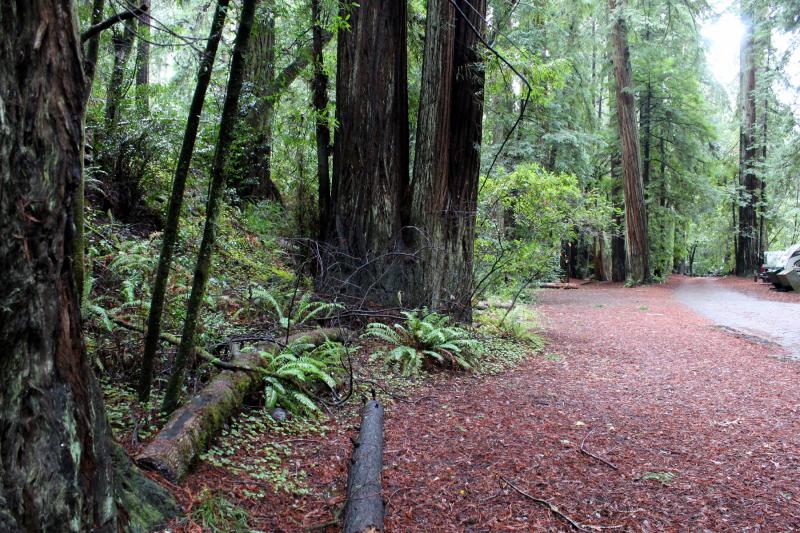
[786,267,800,292]
[766,244,800,288]
[759,250,785,281]
[776,255,800,289]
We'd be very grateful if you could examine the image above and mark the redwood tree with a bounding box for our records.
[324,0,410,304]
[0,2,174,529]
[410,0,487,317]
[609,0,649,283]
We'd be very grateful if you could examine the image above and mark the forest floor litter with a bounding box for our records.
[167,277,800,531]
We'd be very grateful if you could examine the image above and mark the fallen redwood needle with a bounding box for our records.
[499,475,622,532]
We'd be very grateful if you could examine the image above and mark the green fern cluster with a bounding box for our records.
[250,287,342,331]
[258,339,344,414]
[363,309,481,376]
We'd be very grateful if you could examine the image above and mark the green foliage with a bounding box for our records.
[476,163,613,294]
[249,288,343,331]
[254,339,345,414]
[363,310,482,376]
[190,490,250,533]
[476,305,544,348]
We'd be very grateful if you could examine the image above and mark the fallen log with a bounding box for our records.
[343,400,385,533]
[539,282,579,289]
[137,327,348,482]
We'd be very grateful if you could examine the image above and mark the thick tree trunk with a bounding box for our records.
[609,0,649,284]
[0,3,175,530]
[105,17,136,133]
[323,0,410,306]
[139,0,231,402]
[410,0,486,319]
[736,1,759,276]
[239,7,282,203]
[162,0,258,414]
[313,0,331,239]
[135,0,151,115]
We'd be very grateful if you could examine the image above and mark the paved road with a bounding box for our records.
[675,277,800,358]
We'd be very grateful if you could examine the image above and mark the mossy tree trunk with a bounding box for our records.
[104,17,136,134]
[312,0,331,238]
[135,0,151,116]
[139,0,231,402]
[0,3,175,529]
[162,0,258,414]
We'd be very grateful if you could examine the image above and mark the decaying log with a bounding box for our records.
[137,328,348,482]
[343,400,385,533]
[539,282,579,289]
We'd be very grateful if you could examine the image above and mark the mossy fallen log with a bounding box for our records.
[137,328,348,482]
[343,400,385,533]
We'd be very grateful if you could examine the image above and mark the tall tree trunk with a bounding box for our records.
[162,0,258,414]
[324,0,410,305]
[135,0,151,115]
[139,0,231,402]
[105,17,136,134]
[410,0,486,319]
[736,0,758,277]
[240,6,282,203]
[609,0,649,284]
[312,0,331,239]
[0,3,175,529]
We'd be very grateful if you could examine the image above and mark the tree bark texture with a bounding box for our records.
[325,0,410,306]
[135,0,151,115]
[736,1,759,277]
[410,0,486,319]
[162,0,258,414]
[0,3,175,530]
[343,400,385,533]
[313,0,331,239]
[139,0,231,402]
[104,17,136,133]
[609,0,649,283]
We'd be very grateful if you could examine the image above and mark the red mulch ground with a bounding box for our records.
[167,278,800,531]
[716,275,800,303]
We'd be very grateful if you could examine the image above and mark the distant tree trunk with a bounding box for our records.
[105,18,137,133]
[409,0,486,318]
[736,0,758,277]
[84,0,106,92]
[611,154,627,283]
[162,0,258,414]
[239,6,282,203]
[0,3,175,529]
[139,0,231,402]
[609,0,649,284]
[312,0,331,239]
[135,0,151,115]
[323,0,410,306]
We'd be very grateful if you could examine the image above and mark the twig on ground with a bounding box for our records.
[580,429,619,470]
[499,475,591,532]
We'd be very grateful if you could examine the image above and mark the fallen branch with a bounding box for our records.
[343,399,385,533]
[580,429,619,470]
[111,317,259,373]
[539,282,579,290]
[81,5,148,43]
[137,328,348,482]
[499,475,590,532]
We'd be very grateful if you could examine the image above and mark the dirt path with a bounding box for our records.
[675,276,800,358]
[378,278,800,531]
[181,278,800,531]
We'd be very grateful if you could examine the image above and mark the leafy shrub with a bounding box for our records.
[250,288,342,331]
[256,339,345,414]
[363,309,481,376]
